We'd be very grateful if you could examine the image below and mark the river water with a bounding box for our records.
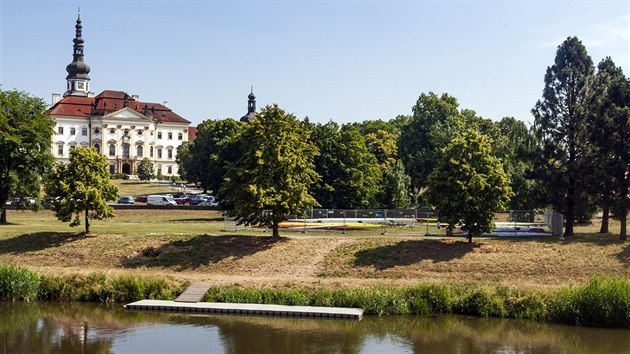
[1,302,629,353]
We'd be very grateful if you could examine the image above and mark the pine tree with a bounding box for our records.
[532,36,594,236]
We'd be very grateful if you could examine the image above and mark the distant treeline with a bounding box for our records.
[178,36,629,239]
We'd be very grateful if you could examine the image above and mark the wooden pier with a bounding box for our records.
[124,299,364,320]
[174,283,212,303]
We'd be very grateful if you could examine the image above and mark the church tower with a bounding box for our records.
[64,9,91,97]
[240,87,257,122]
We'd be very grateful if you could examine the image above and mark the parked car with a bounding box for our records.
[190,197,209,206]
[135,195,147,203]
[11,197,36,206]
[118,196,135,204]
[147,195,177,206]
[174,196,192,205]
[197,199,218,207]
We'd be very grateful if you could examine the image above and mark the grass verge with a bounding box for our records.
[2,265,629,328]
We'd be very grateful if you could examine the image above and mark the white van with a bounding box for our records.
[147,195,177,206]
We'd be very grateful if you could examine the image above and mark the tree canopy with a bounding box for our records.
[44,147,118,235]
[532,36,594,236]
[221,105,320,237]
[586,57,630,240]
[136,157,155,182]
[308,122,382,209]
[180,118,243,194]
[427,130,513,243]
[0,89,53,224]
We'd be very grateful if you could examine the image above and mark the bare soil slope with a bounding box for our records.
[2,210,629,289]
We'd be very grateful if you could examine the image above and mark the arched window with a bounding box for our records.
[150,146,154,158]
[136,145,143,157]
[109,144,116,156]
[167,165,172,174]
[122,143,130,159]
[93,143,101,153]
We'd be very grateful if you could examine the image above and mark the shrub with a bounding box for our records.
[0,265,40,301]
[550,277,630,327]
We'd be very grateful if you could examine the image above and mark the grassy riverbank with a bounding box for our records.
[1,265,629,327]
[1,209,629,327]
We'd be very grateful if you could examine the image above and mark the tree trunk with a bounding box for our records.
[0,207,6,224]
[620,209,627,241]
[467,233,473,243]
[272,224,280,238]
[600,203,610,234]
[84,207,90,235]
[565,181,575,237]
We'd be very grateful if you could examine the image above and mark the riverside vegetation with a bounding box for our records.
[1,209,629,328]
[1,265,629,328]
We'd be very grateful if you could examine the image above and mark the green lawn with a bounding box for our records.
[111,180,191,198]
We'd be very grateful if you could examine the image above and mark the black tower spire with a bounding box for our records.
[240,87,257,123]
[247,86,256,114]
[64,8,91,97]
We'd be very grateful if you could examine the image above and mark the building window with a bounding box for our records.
[178,132,183,140]
[70,127,76,135]
[137,145,143,157]
[94,143,101,153]
[156,164,162,175]
[167,149,173,159]
[168,132,173,140]
[157,132,162,139]
[157,148,162,159]
[69,145,76,150]
[167,165,172,174]
[109,144,116,156]
[58,126,64,135]
[122,144,130,159]
[150,146,154,158]
[57,144,63,155]
[81,127,88,136]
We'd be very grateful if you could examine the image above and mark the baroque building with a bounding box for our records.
[47,12,191,176]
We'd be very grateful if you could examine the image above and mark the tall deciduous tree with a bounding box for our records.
[427,130,513,243]
[221,105,320,237]
[136,157,155,182]
[0,89,53,224]
[399,92,460,191]
[45,147,118,235]
[495,117,538,210]
[175,142,195,183]
[532,36,594,236]
[381,160,412,209]
[180,119,243,194]
[587,57,630,240]
[309,122,382,209]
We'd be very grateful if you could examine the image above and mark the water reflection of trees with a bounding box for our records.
[2,303,629,353]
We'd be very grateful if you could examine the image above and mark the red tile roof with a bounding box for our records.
[47,90,190,124]
[188,126,198,142]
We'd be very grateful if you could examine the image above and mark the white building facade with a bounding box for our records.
[48,13,191,177]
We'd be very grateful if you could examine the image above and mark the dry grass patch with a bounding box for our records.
[1,210,629,289]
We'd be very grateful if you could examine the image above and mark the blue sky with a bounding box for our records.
[1,1,628,126]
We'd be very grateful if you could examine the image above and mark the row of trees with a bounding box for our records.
[177,37,629,240]
[532,37,630,239]
[1,36,628,239]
